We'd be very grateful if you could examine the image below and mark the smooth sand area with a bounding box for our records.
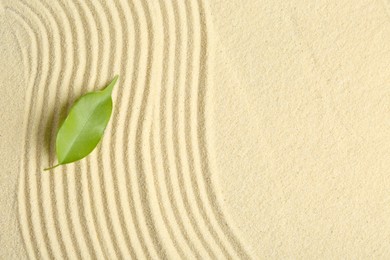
[0,6,27,258]
[2,0,390,259]
[211,0,390,258]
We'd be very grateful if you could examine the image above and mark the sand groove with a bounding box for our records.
[5,0,251,258]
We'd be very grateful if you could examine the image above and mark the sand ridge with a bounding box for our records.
[4,0,390,258]
[3,0,251,259]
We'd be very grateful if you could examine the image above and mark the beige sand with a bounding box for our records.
[0,5,27,258]
[211,0,390,258]
[1,0,390,259]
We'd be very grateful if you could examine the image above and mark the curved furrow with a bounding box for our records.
[10,14,36,88]
[9,0,253,258]
[120,0,152,258]
[155,1,215,258]
[46,0,88,259]
[23,0,93,258]
[5,14,37,99]
[53,0,107,258]
[171,0,230,257]
[80,0,128,258]
[52,1,100,258]
[93,0,137,257]
[5,14,36,131]
[184,0,243,257]
[75,0,123,257]
[149,130,188,259]
[9,29,30,84]
[108,0,148,257]
[149,0,200,258]
[74,1,118,255]
[133,0,171,258]
[192,0,253,258]
[101,0,139,257]
[71,0,115,257]
[108,0,183,256]
[170,0,242,258]
[132,0,187,258]
[122,0,176,258]
[121,0,165,258]
[37,1,78,259]
[47,0,102,258]
[12,1,58,258]
[6,8,41,260]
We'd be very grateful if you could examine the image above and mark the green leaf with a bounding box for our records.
[44,75,118,171]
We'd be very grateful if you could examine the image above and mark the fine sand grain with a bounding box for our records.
[2,0,390,259]
[1,0,250,258]
[211,0,390,258]
[0,6,27,258]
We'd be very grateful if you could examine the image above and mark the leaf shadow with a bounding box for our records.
[43,99,72,165]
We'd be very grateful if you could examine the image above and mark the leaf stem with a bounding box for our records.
[43,164,61,171]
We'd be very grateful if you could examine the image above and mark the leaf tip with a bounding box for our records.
[103,75,119,95]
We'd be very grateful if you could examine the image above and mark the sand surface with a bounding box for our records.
[2,0,390,259]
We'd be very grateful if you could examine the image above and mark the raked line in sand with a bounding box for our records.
[4,0,252,258]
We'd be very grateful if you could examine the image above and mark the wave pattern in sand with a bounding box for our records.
[5,0,251,258]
